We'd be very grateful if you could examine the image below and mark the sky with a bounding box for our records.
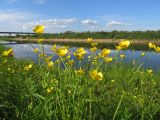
[0,0,160,33]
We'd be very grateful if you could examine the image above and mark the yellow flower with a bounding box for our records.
[33,48,39,53]
[87,38,92,42]
[74,68,84,74]
[46,87,53,93]
[2,59,8,64]
[33,25,44,34]
[141,52,145,56]
[37,39,43,43]
[116,46,122,50]
[89,70,103,81]
[90,47,97,52]
[66,60,74,65]
[56,47,68,57]
[101,48,111,57]
[118,40,130,49]
[2,48,13,57]
[91,42,98,46]
[104,57,113,63]
[154,46,160,52]
[147,69,153,74]
[51,44,57,52]
[74,47,86,59]
[24,64,33,71]
[120,54,126,59]
[47,61,54,68]
[148,42,156,49]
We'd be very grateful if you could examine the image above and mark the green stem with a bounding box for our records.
[112,93,125,120]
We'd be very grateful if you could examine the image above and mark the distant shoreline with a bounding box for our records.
[2,38,160,45]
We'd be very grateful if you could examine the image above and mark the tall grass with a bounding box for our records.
[0,43,160,120]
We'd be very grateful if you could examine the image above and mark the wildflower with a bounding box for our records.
[24,64,33,71]
[46,87,53,93]
[66,60,74,65]
[147,69,153,74]
[120,54,126,59]
[39,53,46,58]
[66,55,71,59]
[74,68,84,74]
[118,40,130,49]
[2,59,8,64]
[148,42,156,49]
[101,48,111,57]
[2,48,13,57]
[104,57,113,63]
[154,46,160,52]
[33,25,44,34]
[74,47,86,59]
[33,48,39,53]
[141,52,145,56]
[89,70,103,81]
[87,38,92,43]
[111,80,115,83]
[90,42,98,47]
[116,46,122,50]
[37,39,43,43]
[47,61,54,68]
[51,44,57,52]
[90,47,97,52]
[56,47,68,57]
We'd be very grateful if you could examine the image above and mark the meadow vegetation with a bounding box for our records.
[0,26,160,120]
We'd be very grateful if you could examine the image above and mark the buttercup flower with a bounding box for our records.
[89,70,103,81]
[74,68,84,74]
[24,64,33,71]
[90,47,97,52]
[148,42,156,49]
[33,25,44,34]
[120,54,126,59]
[74,47,86,59]
[56,47,68,57]
[104,57,113,63]
[2,48,13,57]
[154,46,160,52]
[34,48,39,53]
[87,38,93,43]
[141,52,145,56]
[101,48,111,57]
[118,40,130,49]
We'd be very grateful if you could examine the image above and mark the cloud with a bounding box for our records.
[33,0,47,4]
[20,18,77,30]
[80,19,98,26]
[0,10,34,23]
[106,20,130,27]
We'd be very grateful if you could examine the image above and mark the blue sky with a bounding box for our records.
[0,0,160,32]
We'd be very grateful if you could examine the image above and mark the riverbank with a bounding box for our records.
[1,37,160,45]
[1,43,160,119]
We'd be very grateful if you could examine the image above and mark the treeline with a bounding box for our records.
[17,30,160,39]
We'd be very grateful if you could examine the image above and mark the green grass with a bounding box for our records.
[0,45,160,120]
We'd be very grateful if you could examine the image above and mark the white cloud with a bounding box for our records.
[80,19,98,26]
[106,20,130,27]
[33,0,47,4]
[0,10,35,23]
[20,18,77,30]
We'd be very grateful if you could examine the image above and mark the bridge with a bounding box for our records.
[0,32,37,36]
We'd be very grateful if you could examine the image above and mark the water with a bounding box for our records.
[1,41,160,71]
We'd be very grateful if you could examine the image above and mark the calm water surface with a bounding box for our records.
[1,41,160,71]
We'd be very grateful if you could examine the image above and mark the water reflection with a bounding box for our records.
[2,41,160,71]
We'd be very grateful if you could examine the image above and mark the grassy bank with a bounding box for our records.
[0,43,160,120]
